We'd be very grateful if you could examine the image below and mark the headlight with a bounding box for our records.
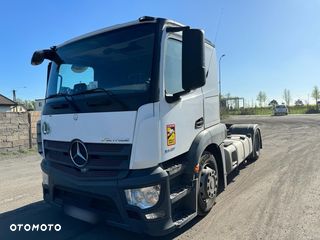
[125,185,160,209]
[42,171,49,185]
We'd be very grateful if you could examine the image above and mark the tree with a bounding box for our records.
[25,100,35,110]
[16,98,35,111]
[295,99,304,106]
[268,99,278,107]
[256,91,267,107]
[283,89,291,106]
[312,86,320,110]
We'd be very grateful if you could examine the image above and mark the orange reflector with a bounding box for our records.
[194,163,200,173]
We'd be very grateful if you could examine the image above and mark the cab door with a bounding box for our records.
[159,34,204,162]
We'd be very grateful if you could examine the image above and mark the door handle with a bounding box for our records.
[195,117,204,129]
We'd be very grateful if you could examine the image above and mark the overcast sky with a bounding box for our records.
[1,0,319,105]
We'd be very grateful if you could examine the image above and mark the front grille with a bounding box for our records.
[44,140,131,179]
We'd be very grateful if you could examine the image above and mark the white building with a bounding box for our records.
[12,104,28,112]
[35,99,45,112]
[0,94,17,112]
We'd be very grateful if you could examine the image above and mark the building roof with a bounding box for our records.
[0,94,17,106]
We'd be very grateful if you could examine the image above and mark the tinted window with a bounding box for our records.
[45,23,156,114]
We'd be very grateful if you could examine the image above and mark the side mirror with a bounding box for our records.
[31,48,62,66]
[31,51,45,65]
[182,29,206,91]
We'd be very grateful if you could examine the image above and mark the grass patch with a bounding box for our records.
[0,148,37,159]
[224,105,319,116]
[227,107,272,115]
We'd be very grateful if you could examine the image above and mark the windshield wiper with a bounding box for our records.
[46,93,80,112]
[72,88,129,110]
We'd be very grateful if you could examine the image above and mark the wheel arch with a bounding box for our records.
[204,143,225,191]
[185,123,227,189]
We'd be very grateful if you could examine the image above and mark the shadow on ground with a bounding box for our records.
[227,159,256,185]
[0,201,205,240]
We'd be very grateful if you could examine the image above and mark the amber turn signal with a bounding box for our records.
[194,163,200,173]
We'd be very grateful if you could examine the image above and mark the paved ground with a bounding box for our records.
[0,114,319,240]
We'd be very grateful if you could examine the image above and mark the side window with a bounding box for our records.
[205,45,212,71]
[164,38,183,95]
[204,45,214,88]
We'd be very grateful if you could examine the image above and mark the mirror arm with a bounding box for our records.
[166,26,190,33]
[165,93,180,103]
[165,90,190,103]
[42,49,63,65]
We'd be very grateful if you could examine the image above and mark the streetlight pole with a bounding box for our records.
[219,54,226,109]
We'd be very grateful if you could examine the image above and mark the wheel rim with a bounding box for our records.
[199,165,217,200]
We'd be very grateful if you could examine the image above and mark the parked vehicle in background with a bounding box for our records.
[273,104,288,116]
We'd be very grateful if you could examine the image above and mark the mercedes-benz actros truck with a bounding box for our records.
[32,16,262,236]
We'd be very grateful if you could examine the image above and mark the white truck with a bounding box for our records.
[32,16,262,236]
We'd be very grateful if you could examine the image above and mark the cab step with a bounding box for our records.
[170,187,191,204]
[165,164,183,179]
[232,160,238,169]
[173,210,197,228]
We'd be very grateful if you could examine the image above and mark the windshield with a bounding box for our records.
[276,105,286,109]
[45,23,156,114]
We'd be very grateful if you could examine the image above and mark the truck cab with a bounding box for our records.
[33,16,262,236]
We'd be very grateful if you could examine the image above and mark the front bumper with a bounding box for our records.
[41,159,175,236]
[274,111,288,115]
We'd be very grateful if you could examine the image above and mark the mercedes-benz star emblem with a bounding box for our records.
[70,140,88,168]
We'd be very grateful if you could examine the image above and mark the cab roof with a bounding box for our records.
[58,16,214,48]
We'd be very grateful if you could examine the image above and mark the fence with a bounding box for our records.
[0,111,41,152]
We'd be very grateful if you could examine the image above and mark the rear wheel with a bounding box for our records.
[248,130,261,161]
[198,151,218,216]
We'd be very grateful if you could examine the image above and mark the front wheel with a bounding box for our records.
[198,151,218,216]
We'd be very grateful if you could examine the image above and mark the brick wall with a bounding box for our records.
[0,111,41,152]
[30,111,41,146]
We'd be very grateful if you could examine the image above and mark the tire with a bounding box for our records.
[198,151,218,216]
[248,130,261,161]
